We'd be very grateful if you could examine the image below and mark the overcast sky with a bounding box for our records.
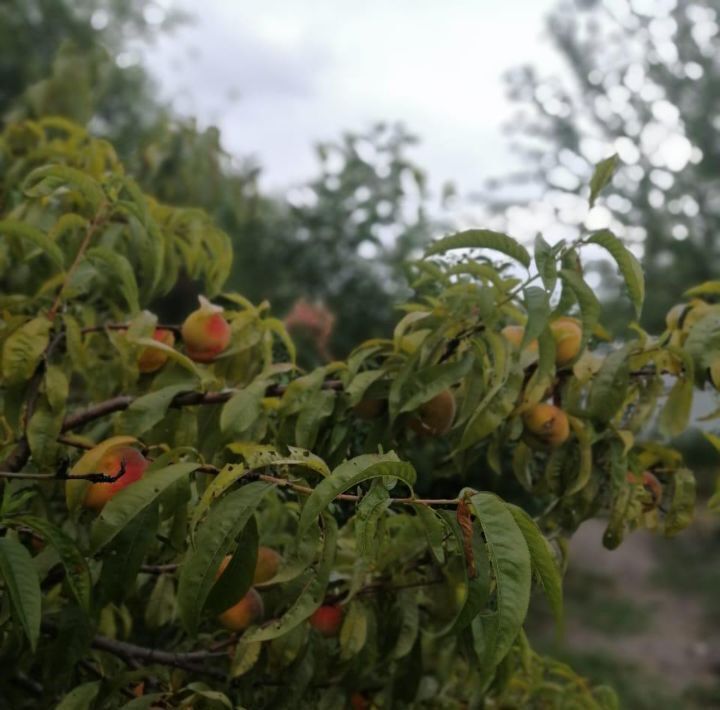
[145,0,563,197]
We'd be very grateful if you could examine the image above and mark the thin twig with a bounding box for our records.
[48,205,108,322]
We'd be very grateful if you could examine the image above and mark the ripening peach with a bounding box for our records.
[627,470,663,508]
[408,389,456,437]
[350,692,370,710]
[137,328,175,373]
[501,325,538,352]
[254,546,281,584]
[218,589,264,631]
[549,317,582,366]
[309,604,343,637]
[181,296,231,363]
[353,398,385,420]
[523,403,569,447]
[81,445,149,511]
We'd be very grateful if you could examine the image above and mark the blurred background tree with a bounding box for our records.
[0,1,436,362]
[486,0,720,332]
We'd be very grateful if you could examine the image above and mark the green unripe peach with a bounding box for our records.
[254,546,281,584]
[408,389,456,437]
[549,317,582,366]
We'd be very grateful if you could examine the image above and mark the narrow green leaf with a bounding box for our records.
[177,482,274,634]
[55,681,101,710]
[1,317,51,385]
[220,380,268,435]
[588,154,619,208]
[391,592,420,660]
[587,348,631,423]
[587,230,644,317]
[0,219,64,269]
[559,269,601,349]
[205,517,259,615]
[7,516,91,612]
[506,504,563,633]
[425,229,531,268]
[398,354,473,413]
[90,463,199,552]
[685,281,720,298]
[298,453,416,535]
[86,246,140,313]
[533,233,557,292]
[355,483,391,561]
[664,468,696,535]
[469,493,531,675]
[123,385,190,435]
[339,601,368,660]
[243,516,337,642]
[0,537,41,650]
[521,286,550,349]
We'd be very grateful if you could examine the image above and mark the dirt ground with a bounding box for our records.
[567,519,716,690]
[529,516,720,707]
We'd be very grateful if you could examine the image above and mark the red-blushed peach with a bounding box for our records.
[82,445,149,511]
[549,317,582,366]
[309,604,343,637]
[627,470,663,508]
[181,296,231,363]
[408,389,456,437]
[218,588,264,632]
[138,328,175,373]
[350,692,370,710]
[523,403,570,447]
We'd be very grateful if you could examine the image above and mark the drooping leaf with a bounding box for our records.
[0,219,65,269]
[559,269,601,349]
[587,230,644,317]
[521,286,550,349]
[398,354,473,413]
[7,515,91,612]
[664,468,695,536]
[122,384,190,435]
[298,453,416,535]
[220,379,268,436]
[469,493,531,677]
[204,517,259,616]
[1,317,51,385]
[242,516,337,642]
[533,233,557,292]
[90,463,199,552]
[0,537,41,650]
[177,482,273,633]
[506,504,563,633]
[355,483,391,561]
[86,246,140,313]
[425,229,531,268]
[55,681,101,710]
[587,347,630,423]
[588,154,619,208]
[99,505,159,605]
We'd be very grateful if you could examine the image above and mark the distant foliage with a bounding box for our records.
[0,119,716,708]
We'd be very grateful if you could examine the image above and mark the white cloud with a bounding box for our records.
[144,0,562,195]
